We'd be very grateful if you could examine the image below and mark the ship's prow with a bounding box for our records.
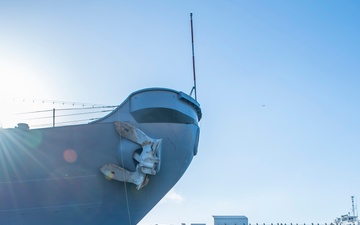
[0,88,201,225]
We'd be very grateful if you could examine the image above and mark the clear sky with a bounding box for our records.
[1,1,360,225]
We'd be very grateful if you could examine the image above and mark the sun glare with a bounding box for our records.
[0,54,51,128]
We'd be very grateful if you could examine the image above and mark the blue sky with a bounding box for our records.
[1,1,360,225]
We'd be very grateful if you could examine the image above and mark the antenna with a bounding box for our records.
[190,13,197,101]
[351,196,356,217]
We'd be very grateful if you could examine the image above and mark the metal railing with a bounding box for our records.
[13,105,117,128]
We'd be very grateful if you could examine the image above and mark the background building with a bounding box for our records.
[213,216,248,225]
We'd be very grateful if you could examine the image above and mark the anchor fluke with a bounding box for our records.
[100,163,149,190]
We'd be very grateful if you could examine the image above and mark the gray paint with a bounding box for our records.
[0,88,201,225]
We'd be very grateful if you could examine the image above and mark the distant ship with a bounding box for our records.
[0,88,201,225]
[334,196,359,225]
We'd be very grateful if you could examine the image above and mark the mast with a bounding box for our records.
[190,13,197,101]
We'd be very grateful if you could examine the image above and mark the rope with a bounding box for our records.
[0,97,109,108]
[7,103,118,128]
[23,110,114,121]
[15,105,117,115]
[118,114,132,225]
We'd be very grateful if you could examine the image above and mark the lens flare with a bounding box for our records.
[63,149,77,163]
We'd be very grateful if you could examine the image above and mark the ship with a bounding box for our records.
[334,196,359,225]
[0,87,202,225]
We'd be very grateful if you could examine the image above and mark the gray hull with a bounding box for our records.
[0,88,201,225]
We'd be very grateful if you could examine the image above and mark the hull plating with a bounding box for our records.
[0,88,201,225]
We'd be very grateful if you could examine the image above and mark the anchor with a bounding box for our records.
[100,121,162,190]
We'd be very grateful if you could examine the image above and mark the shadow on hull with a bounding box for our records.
[0,88,201,225]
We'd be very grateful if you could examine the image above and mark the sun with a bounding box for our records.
[0,53,51,128]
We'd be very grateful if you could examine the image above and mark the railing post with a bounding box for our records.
[53,108,55,127]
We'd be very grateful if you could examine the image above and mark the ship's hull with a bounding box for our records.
[0,88,201,225]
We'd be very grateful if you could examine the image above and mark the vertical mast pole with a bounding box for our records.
[190,13,197,101]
